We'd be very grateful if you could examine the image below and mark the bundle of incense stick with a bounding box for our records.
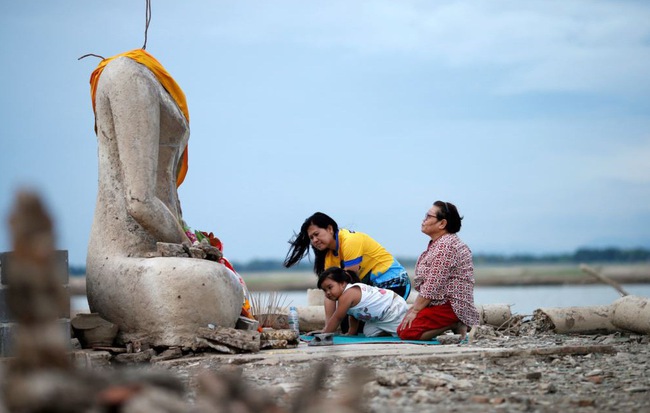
[249,291,291,328]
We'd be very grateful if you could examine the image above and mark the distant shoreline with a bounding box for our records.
[69,263,650,295]
[242,273,650,292]
[242,263,650,291]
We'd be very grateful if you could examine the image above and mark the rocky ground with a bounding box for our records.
[8,192,650,413]
[145,323,650,413]
[2,319,648,412]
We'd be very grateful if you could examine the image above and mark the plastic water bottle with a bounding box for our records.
[288,306,300,334]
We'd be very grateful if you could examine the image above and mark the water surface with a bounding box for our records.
[72,284,650,316]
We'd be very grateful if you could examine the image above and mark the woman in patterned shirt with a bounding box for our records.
[397,201,479,341]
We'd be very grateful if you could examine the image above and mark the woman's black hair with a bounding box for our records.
[317,267,361,289]
[434,200,463,233]
[283,212,338,275]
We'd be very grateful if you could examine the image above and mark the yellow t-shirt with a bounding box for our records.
[324,229,394,281]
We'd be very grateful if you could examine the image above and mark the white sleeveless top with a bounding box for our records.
[345,283,395,322]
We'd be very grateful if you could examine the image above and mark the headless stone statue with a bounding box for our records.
[86,54,243,347]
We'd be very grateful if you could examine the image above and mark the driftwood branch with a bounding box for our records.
[580,264,629,296]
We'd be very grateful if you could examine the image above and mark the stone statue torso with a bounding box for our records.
[89,56,189,258]
[85,54,243,346]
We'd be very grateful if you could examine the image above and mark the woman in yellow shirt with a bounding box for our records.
[284,212,411,323]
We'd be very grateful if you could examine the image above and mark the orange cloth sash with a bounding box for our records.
[89,49,189,187]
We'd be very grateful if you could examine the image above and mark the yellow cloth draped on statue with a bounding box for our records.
[89,49,189,187]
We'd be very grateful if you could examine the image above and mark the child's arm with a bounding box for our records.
[320,286,361,333]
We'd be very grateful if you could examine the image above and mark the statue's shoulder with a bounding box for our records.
[98,56,160,94]
[103,56,151,77]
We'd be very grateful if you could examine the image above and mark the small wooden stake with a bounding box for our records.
[580,264,629,297]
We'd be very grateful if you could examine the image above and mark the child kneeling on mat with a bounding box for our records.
[308,267,409,337]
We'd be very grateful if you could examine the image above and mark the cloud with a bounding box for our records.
[189,1,650,97]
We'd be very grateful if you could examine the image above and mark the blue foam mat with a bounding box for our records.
[300,334,441,345]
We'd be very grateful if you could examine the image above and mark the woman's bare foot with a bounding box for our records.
[452,322,468,341]
[419,322,468,341]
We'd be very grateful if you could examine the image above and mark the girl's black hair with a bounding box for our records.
[283,212,338,275]
[434,200,463,233]
[317,267,361,289]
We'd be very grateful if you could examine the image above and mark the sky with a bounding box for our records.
[1,1,649,267]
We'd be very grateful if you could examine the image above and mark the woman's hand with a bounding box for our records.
[400,308,419,330]
[400,296,430,330]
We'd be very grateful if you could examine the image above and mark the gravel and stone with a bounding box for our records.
[147,323,650,413]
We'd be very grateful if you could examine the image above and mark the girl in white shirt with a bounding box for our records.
[310,267,409,337]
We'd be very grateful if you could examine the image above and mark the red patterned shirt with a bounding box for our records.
[414,233,480,326]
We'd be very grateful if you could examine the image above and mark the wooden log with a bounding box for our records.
[295,306,327,332]
[476,304,512,326]
[307,288,325,306]
[610,295,650,334]
[533,305,619,334]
